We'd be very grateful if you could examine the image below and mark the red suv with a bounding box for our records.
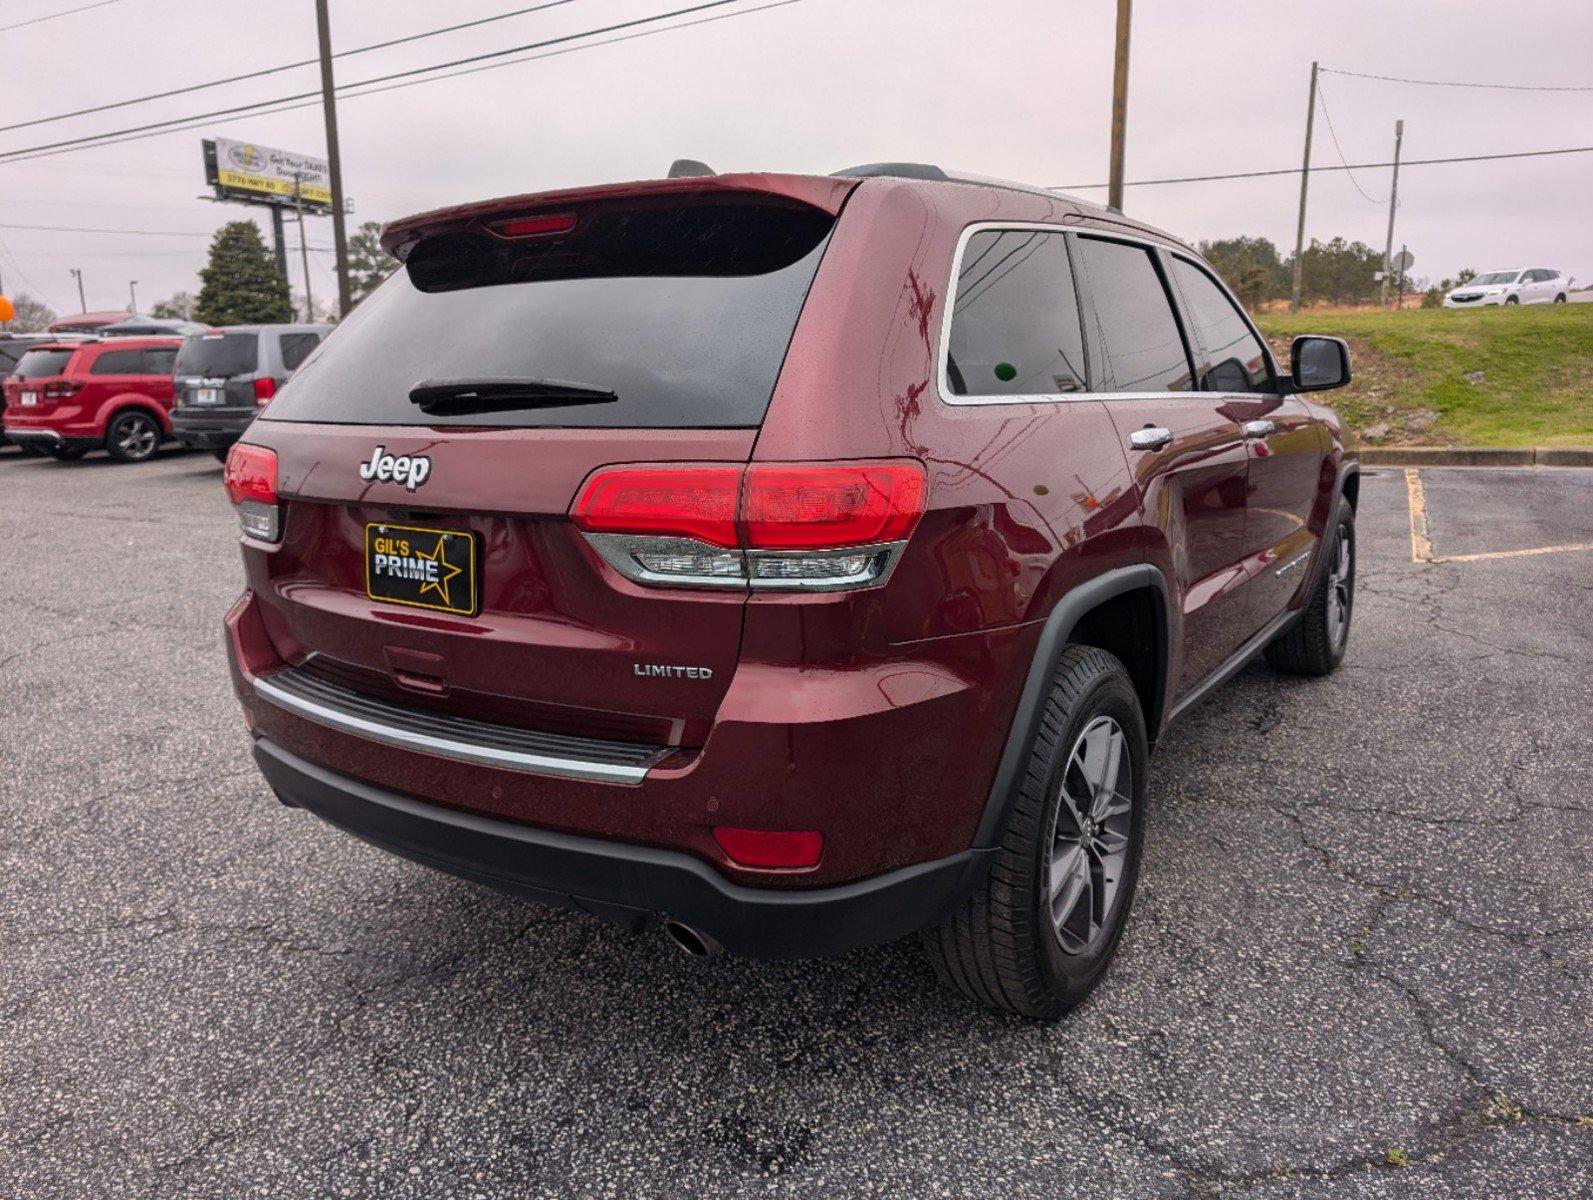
[223,166,1356,1017]
[3,337,182,462]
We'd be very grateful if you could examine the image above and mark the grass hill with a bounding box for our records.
[1255,303,1593,448]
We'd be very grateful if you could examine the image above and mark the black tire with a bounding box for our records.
[1265,499,1355,676]
[1554,293,1567,304]
[48,444,87,460]
[1505,295,1520,306]
[105,410,161,463]
[922,645,1149,1019]
[212,449,231,464]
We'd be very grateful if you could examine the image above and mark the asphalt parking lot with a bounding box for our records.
[2,446,1588,1199]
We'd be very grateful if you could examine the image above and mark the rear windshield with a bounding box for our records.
[261,201,835,429]
[175,332,259,378]
[13,349,75,379]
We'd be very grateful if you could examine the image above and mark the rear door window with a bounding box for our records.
[278,332,321,371]
[1076,237,1193,393]
[13,349,74,378]
[1170,257,1274,393]
[945,229,1086,397]
[143,347,179,375]
[175,332,260,378]
[261,200,834,429]
[91,348,146,375]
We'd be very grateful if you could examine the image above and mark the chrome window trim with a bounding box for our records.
[937,221,1260,408]
[253,674,656,785]
[937,221,1096,408]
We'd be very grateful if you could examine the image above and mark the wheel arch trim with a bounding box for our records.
[972,563,1171,849]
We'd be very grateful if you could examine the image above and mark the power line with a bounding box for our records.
[1314,82,1386,205]
[0,0,126,35]
[0,222,219,237]
[1321,66,1593,93]
[0,0,750,159]
[0,0,587,135]
[1052,144,1593,190]
[0,0,808,166]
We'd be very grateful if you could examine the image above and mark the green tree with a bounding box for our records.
[194,221,292,326]
[347,219,397,305]
[1456,267,1477,286]
[1198,236,1288,306]
[1293,236,1383,306]
[0,292,56,332]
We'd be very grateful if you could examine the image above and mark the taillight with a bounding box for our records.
[43,380,82,399]
[224,443,281,542]
[572,466,741,548]
[570,460,927,591]
[252,377,277,405]
[489,211,577,238]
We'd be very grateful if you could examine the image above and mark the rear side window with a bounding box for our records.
[175,332,259,378]
[262,200,834,429]
[1076,238,1192,393]
[1171,258,1273,393]
[14,349,75,378]
[91,348,146,375]
[143,347,178,375]
[945,230,1086,396]
[278,332,321,371]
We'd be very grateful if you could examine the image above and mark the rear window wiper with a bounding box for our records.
[409,376,618,415]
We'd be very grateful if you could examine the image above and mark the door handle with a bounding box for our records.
[1129,426,1175,452]
[1241,419,1276,439]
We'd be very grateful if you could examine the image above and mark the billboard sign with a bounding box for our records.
[203,138,332,210]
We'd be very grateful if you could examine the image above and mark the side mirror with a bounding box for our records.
[1290,335,1351,392]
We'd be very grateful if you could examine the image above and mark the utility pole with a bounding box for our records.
[314,0,352,317]
[128,280,139,313]
[1289,61,1319,313]
[269,206,290,284]
[1107,0,1133,213]
[1380,118,1405,309]
[293,176,314,323]
[69,267,86,313]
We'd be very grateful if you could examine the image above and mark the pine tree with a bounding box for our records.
[346,220,397,305]
[194,221,292,326]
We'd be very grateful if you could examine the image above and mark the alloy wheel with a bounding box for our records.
[1048,715,1133,955]
[117,416,158,461]
[1326,526,1353,651]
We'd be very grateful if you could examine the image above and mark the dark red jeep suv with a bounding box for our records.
[224,164,1356,1017]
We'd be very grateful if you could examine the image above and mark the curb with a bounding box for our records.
[1356,447,1593,468]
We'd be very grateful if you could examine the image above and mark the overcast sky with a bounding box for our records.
[2,0,1590,315]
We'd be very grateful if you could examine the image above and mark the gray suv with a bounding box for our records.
[171,323,331,459]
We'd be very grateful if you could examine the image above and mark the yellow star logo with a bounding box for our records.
[415,535,464,609]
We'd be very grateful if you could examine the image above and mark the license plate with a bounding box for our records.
[195,387,221,405]
[365,523,478,616]
[20,391,38,407]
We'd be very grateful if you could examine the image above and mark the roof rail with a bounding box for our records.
[831,162,950,181]
[831,162,1114,212]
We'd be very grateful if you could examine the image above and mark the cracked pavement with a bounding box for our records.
[1,449,1588,1198]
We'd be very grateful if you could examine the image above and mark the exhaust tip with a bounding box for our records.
[663,919,723,959]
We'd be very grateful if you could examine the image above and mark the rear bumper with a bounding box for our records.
[254,736,990,958]
[171,408,253,449]
[1,426,99,450]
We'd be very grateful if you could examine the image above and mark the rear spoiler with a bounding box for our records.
[381,173,858,260]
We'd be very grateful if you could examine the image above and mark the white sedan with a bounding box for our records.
[1444,268,1573,307]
